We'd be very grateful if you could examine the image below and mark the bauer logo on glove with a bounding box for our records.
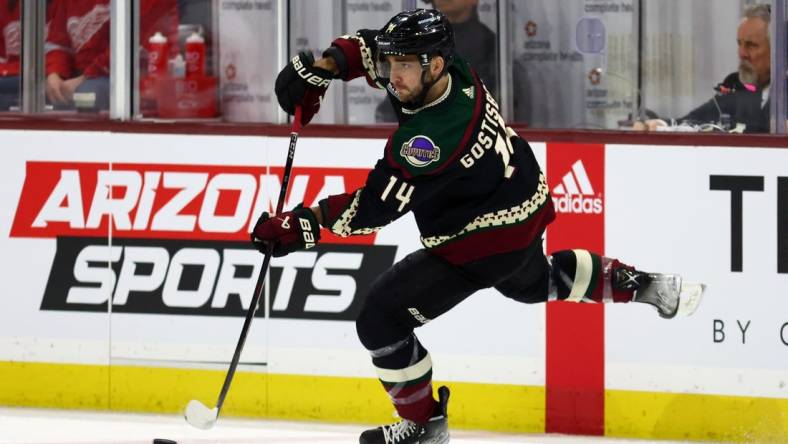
[275,51,333,126]
[291,55,331,88]
[250,204,321,257]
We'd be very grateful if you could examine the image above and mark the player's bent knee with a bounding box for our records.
[355,295,399,349]
[355,305,380,350]
[356,294,417,352]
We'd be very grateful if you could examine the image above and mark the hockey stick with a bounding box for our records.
[185,107,303,430]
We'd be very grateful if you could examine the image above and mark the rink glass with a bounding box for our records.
[3,0,785,134]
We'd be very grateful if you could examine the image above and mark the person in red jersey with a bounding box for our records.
[0,0,57,111]
[44,0,178,110]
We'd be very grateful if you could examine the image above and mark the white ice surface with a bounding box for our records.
[0,407,705,444]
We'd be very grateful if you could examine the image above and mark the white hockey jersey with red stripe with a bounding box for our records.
[0,2,21,76]
[45,0,178,79]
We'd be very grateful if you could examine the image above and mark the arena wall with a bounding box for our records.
[0,129,786,442]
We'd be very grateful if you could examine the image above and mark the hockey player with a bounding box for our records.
[251,9,705,444]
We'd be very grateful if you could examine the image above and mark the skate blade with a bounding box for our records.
[677,283,705,317]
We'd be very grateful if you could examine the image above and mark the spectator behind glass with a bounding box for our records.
[0,0,21,111]
[635,4,772,133]
[0,0,56,111]
[428,0,496,95]
[375,0,497,122]
[45,0,178,112]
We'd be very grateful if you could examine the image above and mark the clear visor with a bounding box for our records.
[375,52,424,79]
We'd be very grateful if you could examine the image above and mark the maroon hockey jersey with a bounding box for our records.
[318,31,555,265]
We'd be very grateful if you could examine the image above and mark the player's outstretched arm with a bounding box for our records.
[317,156,459,238]
[274,29,386,126]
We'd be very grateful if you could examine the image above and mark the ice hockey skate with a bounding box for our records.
[614,268,705,319]
[359,386,450,444]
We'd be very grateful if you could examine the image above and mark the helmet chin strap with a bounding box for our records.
[406,61,447,109]
[407,70,437,108]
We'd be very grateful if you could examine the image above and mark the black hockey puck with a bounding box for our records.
[153,440,177,444]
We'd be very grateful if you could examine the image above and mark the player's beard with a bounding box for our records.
[738,60,758,86]
[395,82,424,104]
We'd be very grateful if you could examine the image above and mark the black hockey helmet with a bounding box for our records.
[374,9,455,78]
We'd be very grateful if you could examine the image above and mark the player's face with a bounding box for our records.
[386,55,426,102]
[737,17,770,86]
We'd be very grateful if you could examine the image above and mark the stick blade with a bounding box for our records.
[184,399,218,430]
[677,283,706,317]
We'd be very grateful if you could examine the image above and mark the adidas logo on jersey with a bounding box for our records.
[551,160,603,214]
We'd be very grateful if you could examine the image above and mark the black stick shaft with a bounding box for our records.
[213,108,302,415]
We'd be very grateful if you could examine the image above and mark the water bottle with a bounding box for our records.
[185,32,206,78]
[147,32,168,77]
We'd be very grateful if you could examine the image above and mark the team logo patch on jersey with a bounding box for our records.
[400,135,441,167]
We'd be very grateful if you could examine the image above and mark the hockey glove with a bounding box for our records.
[275,51,333,126]
[250,204,321,257]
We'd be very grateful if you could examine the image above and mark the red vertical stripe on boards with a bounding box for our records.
[545,143,605,435]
